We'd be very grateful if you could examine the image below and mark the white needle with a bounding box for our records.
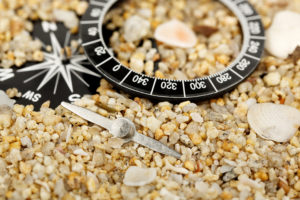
[61,102,181,159]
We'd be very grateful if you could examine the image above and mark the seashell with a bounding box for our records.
[247,103,300,142]
[123,166,156,186]
[266,10,300,58]
[154,19,197,48]
[0,90,15,108]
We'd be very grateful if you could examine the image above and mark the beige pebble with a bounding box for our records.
[294,181,300,191]
[264,72,281,86]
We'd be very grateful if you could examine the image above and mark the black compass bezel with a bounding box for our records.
[80,0,265,102]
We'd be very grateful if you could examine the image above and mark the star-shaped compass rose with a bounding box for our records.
[0,21,101,109]
[18,32,100,94]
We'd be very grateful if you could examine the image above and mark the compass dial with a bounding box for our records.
[80,0,265,102]
[0,21,101,109]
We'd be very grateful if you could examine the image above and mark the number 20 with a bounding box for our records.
[94,47,106,56]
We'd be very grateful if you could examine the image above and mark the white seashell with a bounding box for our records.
[154,19,197,48]
[247,103,300,142]
[123,166,156,186]
[124,15,150,42]
[266,10,300,58]
[73,149,88,156]
[0,90,15,108]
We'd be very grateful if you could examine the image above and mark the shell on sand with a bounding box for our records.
[265,10,300,58]
[247,103,300,142]
[154,19,197,48]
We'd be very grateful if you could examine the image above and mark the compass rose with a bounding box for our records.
[0,21,102,109]
[18,31,100,94]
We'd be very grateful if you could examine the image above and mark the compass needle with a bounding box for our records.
[132,133,182,159]
[61,102,113,131]
[61,102,182,158]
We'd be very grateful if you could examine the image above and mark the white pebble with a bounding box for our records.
[73,149,88,156]
[190,112,203,123]
[164,160,189,174]
[137,147,146,157]
[263,71,281,86]
[266,10,300,58]
[124,15,150,42]
[21,136,32,148]
[207,127,219,139]
[182,103,197,112]
[0,90,15,108]
[72,163,84,172]
[123,166,156,186]
[53,9,79,29]
[146,116,162,133]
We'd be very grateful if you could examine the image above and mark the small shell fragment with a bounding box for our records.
[154,19,197,48]
[266,10,300,58]
[123,166,156,186]
[247,103,300,142]
[0,90,15,108]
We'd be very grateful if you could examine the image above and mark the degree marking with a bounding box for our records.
[247,15,261,21]
[244,53,260,61]
[95,57,112,68]
[80,20,99,25]
[230,68,243,79]
[208,78,218,92]
[250,36,266,40]
[120,70,132,85]
[82,39,101,47]
[182,80,186,97]
[150,78,157,95]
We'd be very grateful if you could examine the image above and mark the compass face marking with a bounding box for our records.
[80,0,265,102]
[0,21,102,109]
[0,68,14,82]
